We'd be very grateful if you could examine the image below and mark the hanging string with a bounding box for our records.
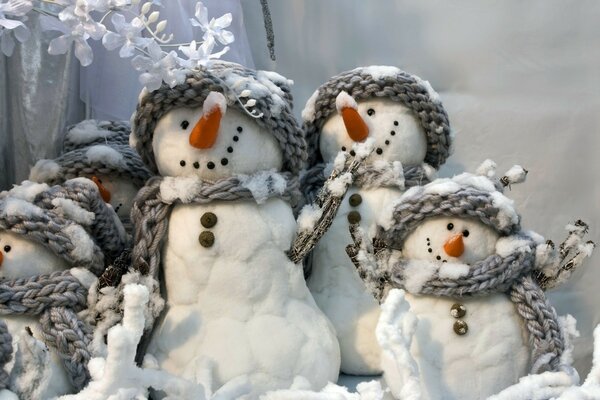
[260,0,276,60]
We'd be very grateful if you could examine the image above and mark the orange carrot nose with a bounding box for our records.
[0,251,3,267]
[444,233,465,258]
[91,176,112,203]
[189,91,227,149]
[336,91,369,142]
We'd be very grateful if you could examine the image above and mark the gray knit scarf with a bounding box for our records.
[0,270,92,391]
[384,241,565,374]
[301,161,431,206]
[0,321,11,390]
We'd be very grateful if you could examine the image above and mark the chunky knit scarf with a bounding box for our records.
[0,270,92,390]
[385,239,565,374]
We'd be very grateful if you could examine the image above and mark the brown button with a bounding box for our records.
[347,211,361,224]
[450,303,466,318]
[348,193,362,207]
[453,320,468,335]
[199,231,215,248]
[201,212,218,228]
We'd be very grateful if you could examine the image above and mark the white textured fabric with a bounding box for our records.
[245,0,600,378]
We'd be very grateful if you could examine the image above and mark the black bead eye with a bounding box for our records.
[367,108,375,116]
[181,120,189,129]
[3,245,11,253]
[447,223,454,230]
[237,126,243,133]
[341,146,347,151]
[463,230,470,237]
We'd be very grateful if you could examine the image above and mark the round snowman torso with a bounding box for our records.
[385,217,531,399]
[0,232,75,397]
[308,185,404,375]
[148,199,340,397]
[309,98,429,375]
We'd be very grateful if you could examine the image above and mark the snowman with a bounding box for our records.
[0,178,127,398]
[347,163,594,399]
[300,66,453,375]
[29,135,152,231]
[129,62,340,398]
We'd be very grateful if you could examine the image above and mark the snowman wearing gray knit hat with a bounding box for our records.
[29,130,153,229]
[0,178,127,398]
[347,161,594,399]
[129,61,340,398]
[300,65,452,375]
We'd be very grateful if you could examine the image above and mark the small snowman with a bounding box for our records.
[0,178,127,398]
[29,135,152,231]
[348,162,594,399]
[300,66,452,375]
[129,62,340,398]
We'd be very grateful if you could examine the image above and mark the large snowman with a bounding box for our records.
[129,62,340,398]
[300,66,453,375]
[0,178,126,398]
[350,165,579,399]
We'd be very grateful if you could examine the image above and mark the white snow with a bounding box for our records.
[29,159,61,183]
[69,267,98,290]
[400,260,438,293]
[159,176,205,203]
[476,159,498,178]
[352,137,375,160]
[262,381,386,400]
[51,198,96,226]
[203,91,228,115]
[4,181,49,202]
[438,262,470,279]
[239,170,287,204]
[559,314,580,367]
[503,165,528,185]
[336,91,358,112]
[0,198,44,219]
[297,204,324,232]
[63,224,96,262]
[326,172,353,197]
[66,120,113,145]
[360,66,400,81]
[86,145,126,167]
[495,236,533,258]
[487,370,577,400]
[301,89,320,122]
[412,75,441,102]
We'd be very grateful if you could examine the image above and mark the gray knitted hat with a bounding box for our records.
[63,119,131,153]
[302,66,452,168]
[131,61,307,175]
[29,143,152,189]
[0,181,107,275]
[380,164,527,250]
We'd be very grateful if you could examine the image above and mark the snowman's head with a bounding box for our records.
[0,231,67,279]
[302,66,452,170]
[131,63,307,178]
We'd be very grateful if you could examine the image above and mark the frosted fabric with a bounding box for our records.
[244,0,600,377]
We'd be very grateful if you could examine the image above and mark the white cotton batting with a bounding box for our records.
[159,176,204,203]
[360,65,400,80]
[413,75,441,102]
[203,91,227,115]
[86,145,125,167]
[476,159,498,178]
[239,170,287,204]
[503,165,528,185]
[402,260,438,293]
[438,262,470,280]
[353,137,375,159]
[495,236,533,258]
[66,120,112,145]
[297,204,323,232]
[63,224,96,261]
[51,198,95,225]
[301,89,320,122]
[326,172,353,196]
[29,159,61,183]
[336,91,358,112]
[1,198,44,219]
[5,181,49,202]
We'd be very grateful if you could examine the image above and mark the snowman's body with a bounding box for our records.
[308,186,404,375]
[148,198,340,396]
[390,293,530,400]
[0,232,75,397]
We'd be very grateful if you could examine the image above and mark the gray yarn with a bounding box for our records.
[260,0,276,61]
[380,186,521,251]
[63,120,131,153]
[33,179,128,264]
[0,271,92,389]
[302,67,452,169]
[0,321,12,390]
[132,62,306,175]
[31,144,153,189]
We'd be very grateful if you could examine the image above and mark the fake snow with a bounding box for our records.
[0,198,44,219]
[262,381,386,400]
[159,176,204,204]
[301,89,320,122]
[352,137,376,160]
[29,159,61,183]
[495,236,533,258]
[51,198,96,226]
[503,165,528,185]
[203,91,227,115]
[63,224,96,262]
[326,172,353,197]
[4,181,49,202]
[69,267,98,290]
[239,170,287,204]
[336,91,358,112]
[412,75,441,102]
[66,120,113,145]
[86,145,125,167]
[360,66,401,81]
[476,159,498,178]
[297,204,323,232]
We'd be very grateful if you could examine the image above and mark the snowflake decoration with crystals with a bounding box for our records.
[0,0,234,89]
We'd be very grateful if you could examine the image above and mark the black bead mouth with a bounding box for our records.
[426,237,448,263]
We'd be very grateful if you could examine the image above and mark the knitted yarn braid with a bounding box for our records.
[132,63,306,175]
[381,187,521,251]
[0,207,105,275]
[63,120,131,153]
[34,179,128,263]
[32,144,152,189]
[131,173,300,278]
[510,275,565,373]
[0,321,12,390]
[303,67,452,168]
[259,0,276,61]
[0,270,92,389]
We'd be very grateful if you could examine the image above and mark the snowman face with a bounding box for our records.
[0,231,67,280]
[319,98,427,166]
[91,174,139,221]
[402,217,500,265]
[152,107,283,180]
